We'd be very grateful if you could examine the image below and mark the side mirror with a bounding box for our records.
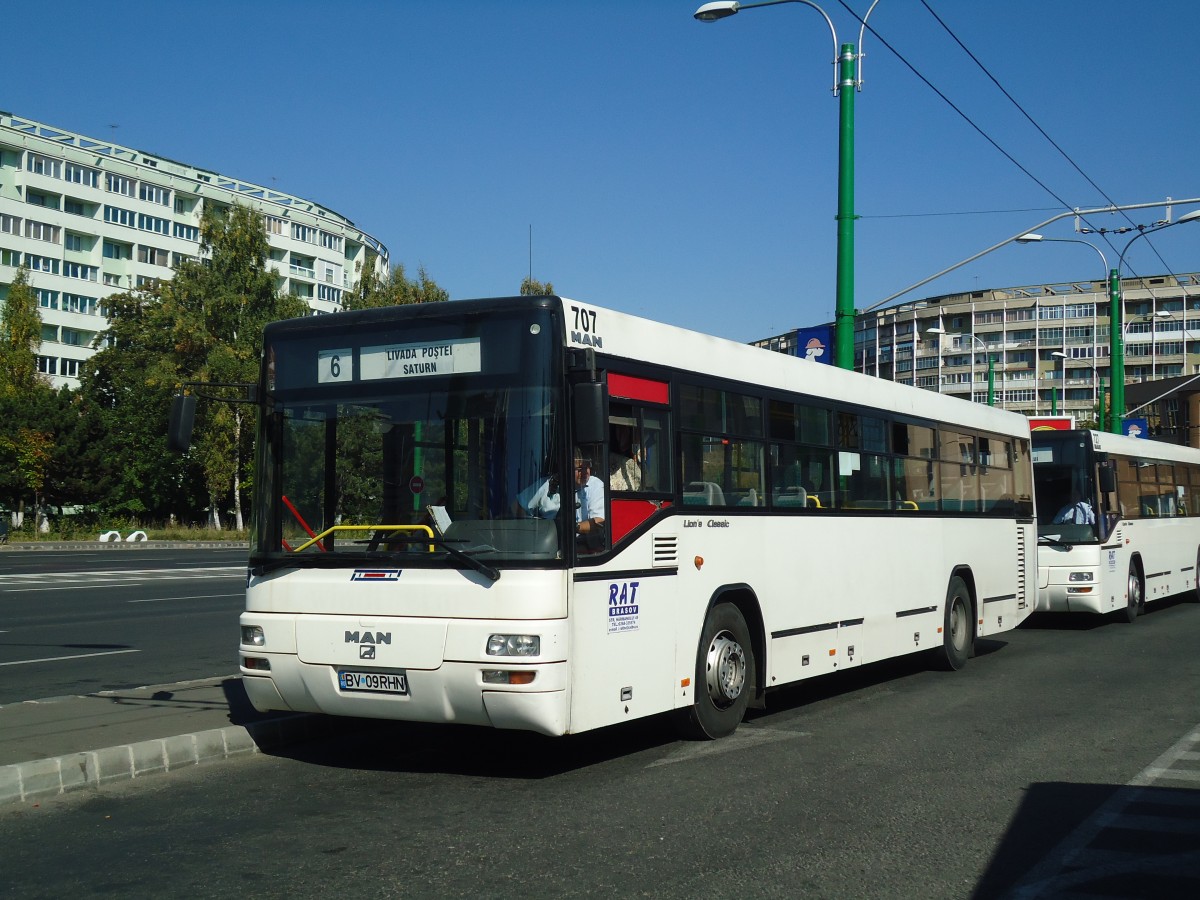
[1098,464,1116,494]
[572,382,606,446]
[167,395,196,452]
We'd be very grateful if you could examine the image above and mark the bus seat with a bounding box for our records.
[683,481,725,506]
[773,486,807,508]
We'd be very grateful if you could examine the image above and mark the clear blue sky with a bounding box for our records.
[6,1,1199,342]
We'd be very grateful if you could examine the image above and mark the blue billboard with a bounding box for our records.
[794,325,833,365]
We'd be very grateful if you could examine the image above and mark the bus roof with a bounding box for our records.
[1038,429,1200,465]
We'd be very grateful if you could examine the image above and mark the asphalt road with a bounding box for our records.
[0,547,247,703]
[3,591,1199,898]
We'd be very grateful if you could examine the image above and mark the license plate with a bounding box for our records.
[338,669,409,695]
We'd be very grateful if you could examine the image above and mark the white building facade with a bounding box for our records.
[0,112,390,389]
[856,273,1200,423]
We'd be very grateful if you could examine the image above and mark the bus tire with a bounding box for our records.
[935,576,973,671]
[1120,561,1143,623]
[679,602,755,740]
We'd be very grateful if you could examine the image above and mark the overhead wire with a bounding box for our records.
[914,1,1183,284]
[836,0,1187,286]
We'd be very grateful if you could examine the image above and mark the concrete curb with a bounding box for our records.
[0,713,330,807]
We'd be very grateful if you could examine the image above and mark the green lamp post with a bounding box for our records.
[694,0,880,370]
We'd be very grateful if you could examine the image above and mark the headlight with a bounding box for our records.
[242,625,265,646]
[487,634,540,656]
[1068,572,1094,582]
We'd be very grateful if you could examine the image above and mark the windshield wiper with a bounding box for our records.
[374,531,501,582]
[1037,534,1071,549]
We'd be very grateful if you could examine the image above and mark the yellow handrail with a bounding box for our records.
[293,524,435,553]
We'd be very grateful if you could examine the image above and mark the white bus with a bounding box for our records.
[1033,428,1200,621]
[237,296,1036,739]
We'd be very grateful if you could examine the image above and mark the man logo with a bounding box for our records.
[360,645,376,660]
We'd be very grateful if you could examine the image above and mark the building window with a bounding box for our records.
[64,163,99,188]
[106,174,135,197]
[291,223,315,243]
[61,358,80,378]
[24,219,60,243]
[36,356,57,375]
[64,198,89,216]
[63,262,99,282]
[64,232,87,252]
[0,213,20,234]
[173,222,199,242]
[105,205,136,227]
[317,285,342,304]
[138,214,170,235]
[36,289,58,310]
[265,216,285,235]
[103,273,122,287]
[25,190,59,209]
[139,183,171,205]
[103,239,132,260]
[62,293,99,315]
[138,245,169,267]
[24,254,59,274]
[319,230,342,251]
[26,153,61,178]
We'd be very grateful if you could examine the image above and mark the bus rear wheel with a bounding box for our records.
[1120,562,1143,623]
[679,602,755,740]
[935,576,973,671]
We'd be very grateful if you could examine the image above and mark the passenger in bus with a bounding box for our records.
[609,423,642,492]
[1053,490,1095,525]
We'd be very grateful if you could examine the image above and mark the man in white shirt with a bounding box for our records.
[1053,490,1095,525]
[516,453,606,541]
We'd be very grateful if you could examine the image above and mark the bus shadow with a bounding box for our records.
[972,781,1200,898]
[270,712,683,780]
[1020,592,1199,632]
[267,640,1021,778]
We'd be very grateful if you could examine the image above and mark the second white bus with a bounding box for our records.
[1034,428,1200,621]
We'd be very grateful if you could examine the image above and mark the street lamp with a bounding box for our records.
[928,326,994,406]
[694,0,881,370]
[1050,350,1068,416]
[1016,233,1109,427]
[1020,209,1200,432]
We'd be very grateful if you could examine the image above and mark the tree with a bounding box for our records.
[0,266,43,398]
[344,258,449,310]
[520,276,555,296]
[0,266,57,528]
[86,203,306,528]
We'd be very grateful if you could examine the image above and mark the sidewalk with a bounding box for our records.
[0,676,334,807]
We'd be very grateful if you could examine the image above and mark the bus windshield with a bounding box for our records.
[251,305,567,567]
[1032,432,1101,544]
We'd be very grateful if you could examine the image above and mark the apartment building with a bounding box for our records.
[857,273,1200,422]
[0,112,389,389]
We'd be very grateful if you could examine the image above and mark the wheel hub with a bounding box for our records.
[705,631,746,707]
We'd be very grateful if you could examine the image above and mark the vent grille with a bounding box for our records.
[653,534,678,567]
[1017,527,1028,609]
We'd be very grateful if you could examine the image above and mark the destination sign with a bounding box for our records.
[360,338,481,380]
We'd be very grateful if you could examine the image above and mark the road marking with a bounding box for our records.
[128,593,243,603]
[0,567,246,592]
[1007,722,1200,898]
[0,649,141,667]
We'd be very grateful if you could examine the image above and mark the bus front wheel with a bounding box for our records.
[1120,562,1143,623]
[935,576,973,671]
[679,602,755,740]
